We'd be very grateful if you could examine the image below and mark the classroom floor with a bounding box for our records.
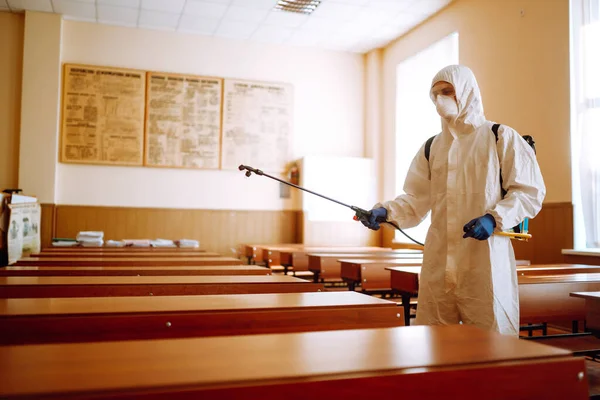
[520,325,600,400]
[587,359,600,399]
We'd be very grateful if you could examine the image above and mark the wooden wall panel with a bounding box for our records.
[0,13,23,191]
[512,202,573,265]
[53,206,299,256]
[40,203,55,249]
[44,203,572,263]
[382,203,573,265]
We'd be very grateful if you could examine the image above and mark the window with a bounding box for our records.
[394,32,459,244]
[571,0,600,248]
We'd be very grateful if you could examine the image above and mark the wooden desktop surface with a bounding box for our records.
[14,256,243,267]
[0,265,270,277]
[32,251,221,258]
[0,325,586,399]
[0,275,324,298]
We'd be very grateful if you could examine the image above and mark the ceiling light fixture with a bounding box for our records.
[274,0,322,15]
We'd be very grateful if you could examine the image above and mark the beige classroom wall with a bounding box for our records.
[54,20,365,210]
[18,11,63,203]
[374,0,572,258]
[0,12,24,191]
[378,0,571,204]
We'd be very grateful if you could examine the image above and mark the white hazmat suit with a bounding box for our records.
[378,65,546,336]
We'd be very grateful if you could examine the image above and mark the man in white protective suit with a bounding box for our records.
[360,64,546,336]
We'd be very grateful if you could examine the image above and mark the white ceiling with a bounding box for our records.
[0,0,453,53]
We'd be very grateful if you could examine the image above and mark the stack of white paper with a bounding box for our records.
[52,241,77,247]
[150,239,176,248]
[105,240,125,247]
[123,239,151,247]
[177,239,199,248]
[76,231,104,247]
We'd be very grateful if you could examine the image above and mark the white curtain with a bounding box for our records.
[573,0,600,248]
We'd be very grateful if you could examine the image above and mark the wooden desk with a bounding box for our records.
[563,249,600,266]
[278,246,393,274]
[0,265,271,277]
[257,246,407,270]
[389,264,600,298]
[245,243,302,264]
[251,244,303,266]
[32,251,221,258]
[308,251,423,282]
[340,258,423,292]
[570,292,600,335]
[0,291,403,345]
[520,274,600,331]
[14,256,243,267]
[0,276,325,298]
[388,266,600,328]
[0,325,587,399]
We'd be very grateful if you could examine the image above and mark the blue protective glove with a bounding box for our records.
[360,207,387,231]
[463,214,496,240]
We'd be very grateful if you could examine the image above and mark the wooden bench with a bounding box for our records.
[0,265,271,276]
[570,292,600,336]
[13,256,243,267]
[521,291,600,357]
[308,250,423,283]
[0,325,587,399]
[0,291,404,345]
[388,266,600,328]
[520,273,600,330]
[0,276,325,298]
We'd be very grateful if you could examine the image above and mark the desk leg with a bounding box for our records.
[573,321,579,334]
[312,271,320,283]
[401,294,411,327]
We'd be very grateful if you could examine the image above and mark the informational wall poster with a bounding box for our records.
[145,72,222,169]
[221,79,293,172]
[60,64,146,165]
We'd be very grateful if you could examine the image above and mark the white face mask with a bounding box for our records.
[435,95,458,120]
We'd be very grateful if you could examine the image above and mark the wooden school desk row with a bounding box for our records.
[38,246,207,252]
[0,245,591,399]
[237,244,600,341]
[0,325,589,399]
[14,256,243,266]
[30,250,221,258]
[247,244,425,279]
